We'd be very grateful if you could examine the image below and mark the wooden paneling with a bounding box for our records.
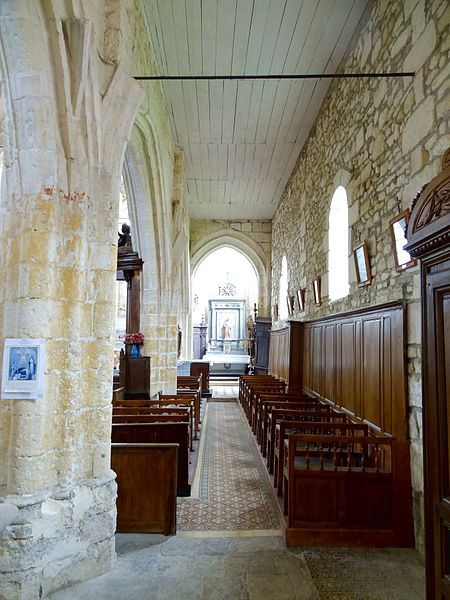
[270,303,408,440]
[302,303,407,440]
[112,443,177,535]
[268,321,303,391]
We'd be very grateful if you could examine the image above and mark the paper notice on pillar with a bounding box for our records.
[1,339,45,400]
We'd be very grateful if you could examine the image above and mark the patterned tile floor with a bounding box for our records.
[178,400,280,533]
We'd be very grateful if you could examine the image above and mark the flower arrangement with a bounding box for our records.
[124,331,144,345]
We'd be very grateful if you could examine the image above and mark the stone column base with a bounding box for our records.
[0,472,117,600]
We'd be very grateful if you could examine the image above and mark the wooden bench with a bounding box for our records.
[282,434,413,547]
[255,393,317,446]
[275,419,368,495]
[112,443,177,534]
[158,395,197,443]
[111,422,191,496]
[113,399,195,450]
[239,375,280,416]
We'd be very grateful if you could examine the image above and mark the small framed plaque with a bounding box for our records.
[353,241,372,287]
[296,288,305,312]
[312,277,321,306]
[286,295,294,317]
[389,209,416,272]
[1,339,46,400]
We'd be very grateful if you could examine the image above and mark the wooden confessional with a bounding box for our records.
[405,148,450,599]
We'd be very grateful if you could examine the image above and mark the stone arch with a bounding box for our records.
[191,231,270,318]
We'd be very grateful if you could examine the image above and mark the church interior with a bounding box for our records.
[0,0,449,598]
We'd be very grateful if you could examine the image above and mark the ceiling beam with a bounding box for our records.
[134,72,415,81]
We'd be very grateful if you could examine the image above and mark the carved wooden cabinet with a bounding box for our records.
[405,148,450,599]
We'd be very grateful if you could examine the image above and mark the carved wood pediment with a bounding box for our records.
[405,148,450,259]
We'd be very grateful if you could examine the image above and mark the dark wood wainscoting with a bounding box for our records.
[269,302,408,440]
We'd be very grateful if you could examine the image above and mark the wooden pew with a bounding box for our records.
[274,418,367,494]
[111,422,191,496]
[246,383,286,426]
[261,399,340,464]
[270,409,350,496]
[113,399,195,450]
[158,395,197,443]
[254,393,316,446]
[239,375,280,415]
[282,434,413,547]
[112,443,177,534]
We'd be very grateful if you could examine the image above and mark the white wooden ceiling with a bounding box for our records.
[142,0,370,220]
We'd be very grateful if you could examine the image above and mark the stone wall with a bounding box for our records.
[190,220,272,318]
[271,0,449,555]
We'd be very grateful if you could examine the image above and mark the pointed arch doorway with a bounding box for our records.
[192,246,259,375]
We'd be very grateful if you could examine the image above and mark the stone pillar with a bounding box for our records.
[0,3,143,598]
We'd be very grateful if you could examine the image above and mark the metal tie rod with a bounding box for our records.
[134,72,415,81]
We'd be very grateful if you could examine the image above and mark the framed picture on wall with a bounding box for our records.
[389,209,416,272]
[312,277,321,306]
[296,288,305,312]
[1,338,46,400]
[286,295,294,316]
[353,241,372,287]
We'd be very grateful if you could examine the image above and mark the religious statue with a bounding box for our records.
[223,320,232,339]
[223,319,232,354]
[118,222,131,248]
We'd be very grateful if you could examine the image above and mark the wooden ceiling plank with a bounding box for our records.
[254,80,279,144]
[285,80,316,143]
[194,179,203,205]
[201,0,217,76]
[210,179,218,205]
[245,178,256,205]
[267,141,294,180]
[244,80,264,143]
[283,0,317,73]
[227,143,236,181]
[217,180,226,205]
[221,80,238,144]
[294,0,336,73]
[144,1,168,75]
[243,144,256,180]
[244,0,271,74]
[277,81,304,142]
[256,0,287,74]
[182,81,201,143]
[202,179,211,205]
[170,0,190,74]
[252,143,268,179]
[215,0,237,75]
[233,81,253,144]
[234,143,246,180]
[189,143,202,180]
[209,81,224,144]
[231,0,254,75]
[164,81,189,145]
[217,144,228,180]
[156,0,180,75]
[185,0,202,74]
[269,0,304,74]
[208,143,219,181]
[199,143,210,179]
[197,80,211,143]
[265,79,292,144]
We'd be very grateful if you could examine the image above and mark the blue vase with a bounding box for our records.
[130,343,139,357]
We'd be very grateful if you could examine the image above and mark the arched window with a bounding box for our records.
[328,186,349,301]
[279,255,288,320]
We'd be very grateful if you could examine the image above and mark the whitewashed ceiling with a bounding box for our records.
[142,0,370,220]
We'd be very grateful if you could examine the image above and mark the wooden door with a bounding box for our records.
[425,266,450,597]
[405,147,450,599]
